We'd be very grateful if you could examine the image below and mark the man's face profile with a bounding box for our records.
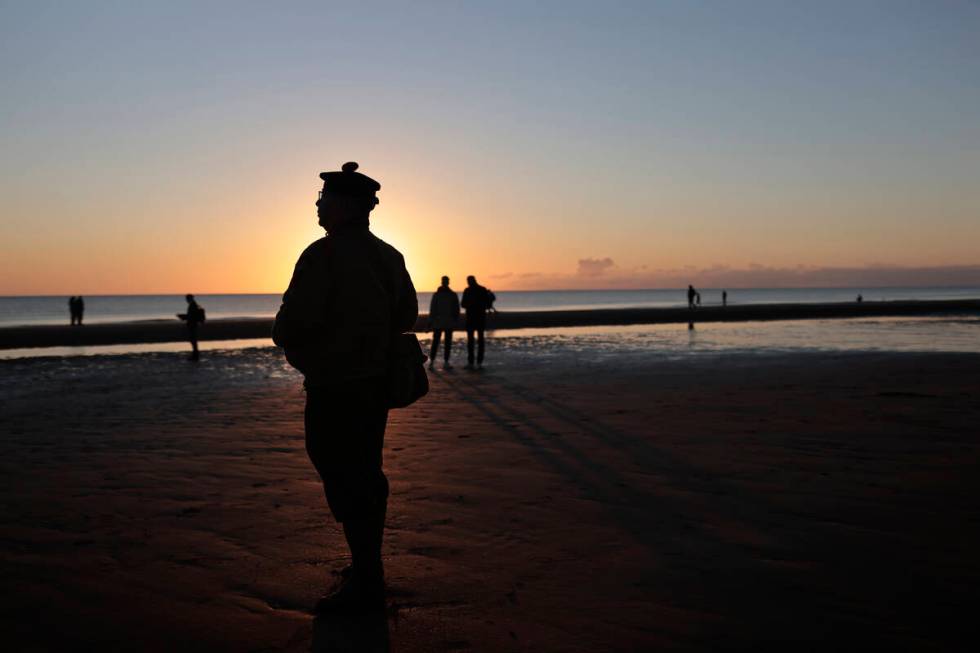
[316,190,347,231]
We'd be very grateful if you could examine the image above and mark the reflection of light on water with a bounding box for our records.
[0,338,275,360]
[479,317,980,357]
[2,317,979,361]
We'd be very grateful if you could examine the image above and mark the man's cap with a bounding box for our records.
[319,162,380,199]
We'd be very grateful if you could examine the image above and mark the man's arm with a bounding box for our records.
[393,257,419,333]
[272,242,329,348]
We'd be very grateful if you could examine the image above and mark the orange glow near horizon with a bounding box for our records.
[3,175,979,297]
[3,154,979,297]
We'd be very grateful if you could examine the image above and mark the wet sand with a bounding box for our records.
[2,347,979,651]
[2,298,978,349]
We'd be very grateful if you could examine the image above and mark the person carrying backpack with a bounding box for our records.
[461,275,495,370]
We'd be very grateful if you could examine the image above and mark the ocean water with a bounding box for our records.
[1,287,979,327]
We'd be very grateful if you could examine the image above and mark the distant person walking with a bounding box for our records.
[461,275,495,370]
[722,290,727,307]
[696,292,701,307]
[177,294,206,360]
[687,285,697,309]
[273,162,418,613]
[428,276,459,370]
[856,294,863,303]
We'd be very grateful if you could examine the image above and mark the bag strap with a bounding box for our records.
[362,236,399,329]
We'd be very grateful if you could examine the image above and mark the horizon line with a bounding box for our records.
[4,283,980,299]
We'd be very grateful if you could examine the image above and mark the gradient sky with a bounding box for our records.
[1,1,978,294]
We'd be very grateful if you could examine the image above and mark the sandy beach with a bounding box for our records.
[2,341,979,651]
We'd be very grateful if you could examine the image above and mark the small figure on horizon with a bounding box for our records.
[696,291,701,307]
[856,294,863,303]
[687,285,697,309]
[722,290,727,307]
[273,162,417,613]
[461,275,495,370]
[177,294,206,360]
[69,296,85,325]
[428,276,460,370]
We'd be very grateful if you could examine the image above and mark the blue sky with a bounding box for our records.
[1,1,978,293]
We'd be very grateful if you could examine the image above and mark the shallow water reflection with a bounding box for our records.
[2,316,978,362]
[486,316,980,359]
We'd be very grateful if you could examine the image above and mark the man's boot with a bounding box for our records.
[315,512,385,613]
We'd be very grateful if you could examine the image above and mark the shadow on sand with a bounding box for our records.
[311,610,390,653]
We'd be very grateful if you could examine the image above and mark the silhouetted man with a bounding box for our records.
[273,162,418,612]
[722,290,727,307]
[687,285,697,309]
[68,297,77,325]
[177,294,205,360]
[428,276,459,370]
[461,275,494,370]
[76,296,84,325]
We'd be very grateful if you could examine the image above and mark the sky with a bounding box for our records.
[1,0,978,294]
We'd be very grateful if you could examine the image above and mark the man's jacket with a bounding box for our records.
[273,226,418,384]
[428,287,460,330]
[461,285,494,314]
